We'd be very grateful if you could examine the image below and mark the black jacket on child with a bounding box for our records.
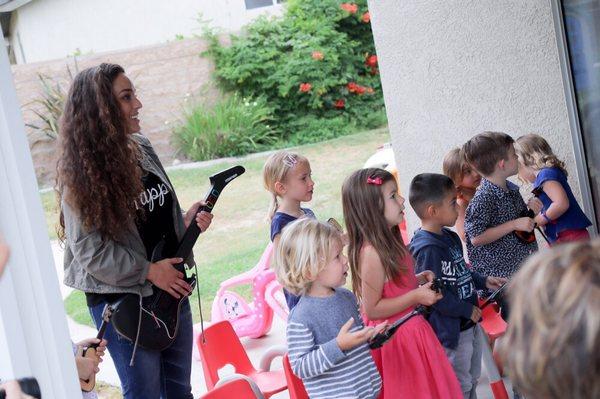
[409,228,487,349]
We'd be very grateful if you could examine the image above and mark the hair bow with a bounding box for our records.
[367,176,383,185]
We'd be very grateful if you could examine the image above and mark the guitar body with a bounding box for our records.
[111,275,196,351]
[110,165,245,351]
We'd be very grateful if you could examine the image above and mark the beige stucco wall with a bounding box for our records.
[12,37,220,186]
[368,0,581,234]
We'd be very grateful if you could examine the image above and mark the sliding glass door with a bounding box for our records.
[560,0,600,231]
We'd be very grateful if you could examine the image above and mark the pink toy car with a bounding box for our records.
[209,243,288,339]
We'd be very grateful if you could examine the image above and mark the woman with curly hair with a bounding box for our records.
[57,63,212,399]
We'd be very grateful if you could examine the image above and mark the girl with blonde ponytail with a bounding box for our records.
[515,134,591,243]
[262,150,315,310]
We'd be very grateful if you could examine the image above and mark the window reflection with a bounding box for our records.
[562,0,600,229]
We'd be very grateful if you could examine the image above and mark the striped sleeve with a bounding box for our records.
[287,321,346,379]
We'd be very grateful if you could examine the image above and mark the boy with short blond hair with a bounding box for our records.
[461,132,538,319]
[408,173,505,398]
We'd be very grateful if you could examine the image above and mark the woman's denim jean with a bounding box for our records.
[90,298,193,399]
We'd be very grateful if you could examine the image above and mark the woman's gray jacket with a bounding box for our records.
[62,133,193,297]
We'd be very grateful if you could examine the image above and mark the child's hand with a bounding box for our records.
[336,318,377,351]
[75,345,100,380]
[96,339,107,360]
[486,276,507,290]
[76,337,107,363]
[75,356,99,381]
[416,270,435,285]
[527,197,543,214]
[415,281,442,306]
[470,306,482,324]
[373,320,388,335]
[513,217,535,232]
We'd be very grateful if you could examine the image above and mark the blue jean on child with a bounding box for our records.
[89,298,194,399]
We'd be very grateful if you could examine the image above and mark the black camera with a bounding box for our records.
[0,378,41,399]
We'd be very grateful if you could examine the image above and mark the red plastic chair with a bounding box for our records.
[478,297,509,398]
[283,354,309,399]
[197,320,288,398]
[479,298,507,341]
[200,377,261,398]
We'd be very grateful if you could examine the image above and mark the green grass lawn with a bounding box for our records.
[57,128,390,326]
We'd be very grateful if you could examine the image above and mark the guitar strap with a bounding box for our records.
[129,294,143,366]
[194,264,206,344]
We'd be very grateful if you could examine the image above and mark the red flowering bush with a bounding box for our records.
[311,51,324,60]
[366,54,378,67]
[299,83,312,92]
[347,82,373,95]
[340,3,358,14]
[203,0,386,144]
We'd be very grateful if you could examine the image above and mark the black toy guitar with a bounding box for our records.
[459,282,507,331]
[368,306,429,349]
[110,165,245,351]
[80,302,116,392]
[514,186,551,244]
[514,209,550,245]
[369,279,442,349]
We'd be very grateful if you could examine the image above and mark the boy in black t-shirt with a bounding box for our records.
[408,173,505,398]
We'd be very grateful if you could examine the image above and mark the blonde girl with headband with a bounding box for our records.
[342,168,462,399]
[515,134,591,244]
[263,150,315,310]
[273,218,384,399]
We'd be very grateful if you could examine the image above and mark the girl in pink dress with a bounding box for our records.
[342,168,463,399]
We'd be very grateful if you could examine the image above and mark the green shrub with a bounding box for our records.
[174,94,277,161]
[202,0,387,144]
[25,73,70,140]
[286,115,353,145]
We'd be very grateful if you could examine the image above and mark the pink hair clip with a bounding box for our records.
[367,176,383,185]
[282,154,298,168]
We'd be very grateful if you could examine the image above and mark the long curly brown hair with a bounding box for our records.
[57,63,142,241]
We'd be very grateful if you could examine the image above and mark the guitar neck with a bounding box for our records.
[169,165,245,263]
[174,185,222,260]
[388,307,422,331]
[479,283,507,310]
[88,320,108,350]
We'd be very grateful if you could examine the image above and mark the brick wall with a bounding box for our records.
[11,37,220,187]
